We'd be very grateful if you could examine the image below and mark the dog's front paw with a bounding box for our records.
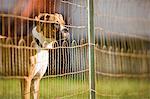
[42,41,53,48]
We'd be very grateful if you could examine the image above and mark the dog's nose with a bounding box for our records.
[62,28,69,33]
[62,32,70,40]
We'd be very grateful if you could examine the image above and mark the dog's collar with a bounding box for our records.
[34,37,43,47]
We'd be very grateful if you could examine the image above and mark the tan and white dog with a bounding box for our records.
[21,13,69,99]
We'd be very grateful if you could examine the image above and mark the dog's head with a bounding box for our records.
[35,13,70,41]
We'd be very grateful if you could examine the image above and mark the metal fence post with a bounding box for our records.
[88,0,95,99]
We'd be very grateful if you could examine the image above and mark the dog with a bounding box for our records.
[20,13,69,99]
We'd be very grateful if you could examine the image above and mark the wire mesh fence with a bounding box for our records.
[0,0,150,99]
[94,0,150,98]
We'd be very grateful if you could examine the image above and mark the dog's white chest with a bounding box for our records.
[33,49,49,77]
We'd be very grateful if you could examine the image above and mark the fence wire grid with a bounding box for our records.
[0,0,150,99]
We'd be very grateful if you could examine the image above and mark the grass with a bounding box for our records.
[96,77,150,99]
[0,75,150,99]
[40,76,89,99]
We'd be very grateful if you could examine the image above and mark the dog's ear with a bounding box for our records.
[58,14,63,20]
[54,13,65,24]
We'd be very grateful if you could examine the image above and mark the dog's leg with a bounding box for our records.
[31,78,41,99]
[30,64,48,99]
[21,78,31,99]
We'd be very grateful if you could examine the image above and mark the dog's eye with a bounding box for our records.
[55,23,59,26]
[54,23,60,28]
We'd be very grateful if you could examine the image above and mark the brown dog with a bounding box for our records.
[28,13,69,99]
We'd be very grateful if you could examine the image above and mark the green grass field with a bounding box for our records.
[0,75,150,99]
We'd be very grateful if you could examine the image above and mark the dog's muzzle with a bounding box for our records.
[61,27,70,39]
